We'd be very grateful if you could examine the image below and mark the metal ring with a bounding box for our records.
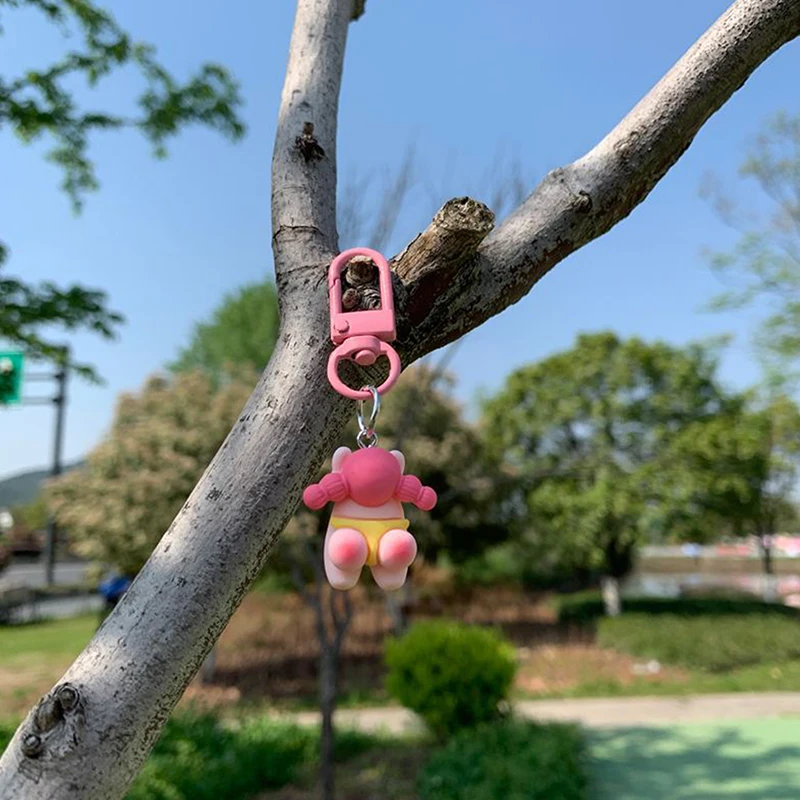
[356,385,380,448]
[356,428,379,449]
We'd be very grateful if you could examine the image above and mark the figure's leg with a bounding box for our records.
[325,527,368,590]
[371,529,417,591]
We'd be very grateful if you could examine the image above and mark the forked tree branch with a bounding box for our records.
[2,0,799,797]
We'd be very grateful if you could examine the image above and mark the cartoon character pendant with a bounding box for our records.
[303,445,436,591]
[303,247,437,590]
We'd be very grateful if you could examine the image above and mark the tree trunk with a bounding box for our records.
[759,534,774,576]
[319,647,337,800]
[2,0,800,796]
[601,575,622,617]
[385,586,409,636]
[759,534,778,602]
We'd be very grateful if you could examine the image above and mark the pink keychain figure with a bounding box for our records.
[303,248,437,591]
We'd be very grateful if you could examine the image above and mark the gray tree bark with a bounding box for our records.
[2,0,800,797]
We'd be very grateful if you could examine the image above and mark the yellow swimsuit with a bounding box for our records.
[330,517,410,566]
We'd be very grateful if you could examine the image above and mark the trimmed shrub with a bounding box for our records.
[419,720,587,800]
[598,613,800,672]
[556,591,799,626]
[385,620,516,739]
[126,711,310,800]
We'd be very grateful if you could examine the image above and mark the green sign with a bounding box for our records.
[0,351,24,406]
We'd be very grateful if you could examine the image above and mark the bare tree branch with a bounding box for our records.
[398,0,800,355]
[2,1,799,796]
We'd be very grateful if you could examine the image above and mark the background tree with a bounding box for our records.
[47,371,252,577]
[279,528,351,800]
[9,495,49,534]
[0,0,245,378]
[169,282,281,384]
[2,1,797,795]
[703,111,800,387]
[0,269,123,381]
[482,332,734,615]
[660,394,800,580]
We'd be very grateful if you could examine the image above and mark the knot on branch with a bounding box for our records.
[572,190,592,213]
[295,122,325,163]
[21,683,86,761]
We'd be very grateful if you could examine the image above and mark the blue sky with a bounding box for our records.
[1,0,798,479]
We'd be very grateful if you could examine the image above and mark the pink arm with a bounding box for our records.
[303,473,349,510]
[395,475,437,511]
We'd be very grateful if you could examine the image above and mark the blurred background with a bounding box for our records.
[2,1,800,798]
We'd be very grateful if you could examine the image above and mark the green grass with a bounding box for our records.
[522,660,800,701]
[0,614,96,665]
[598,613,800,672]
[590,718,800,799]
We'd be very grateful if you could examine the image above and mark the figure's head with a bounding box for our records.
[332,446,404,506]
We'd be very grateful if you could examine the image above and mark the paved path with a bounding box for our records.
[590,718,800,799]
[0,561,89,589]
[8,594,102,622]
[285,692,800,735]
[285,694,800,798]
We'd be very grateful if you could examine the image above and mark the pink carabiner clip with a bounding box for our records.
[327,248,401,401]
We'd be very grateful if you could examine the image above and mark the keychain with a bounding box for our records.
[303,248,437,591]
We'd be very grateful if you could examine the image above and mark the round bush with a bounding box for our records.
[385,620,517,739]
[418,720,587,800]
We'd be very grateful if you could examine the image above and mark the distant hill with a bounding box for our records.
[0,462,83,508]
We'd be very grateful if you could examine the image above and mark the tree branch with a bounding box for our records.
[332,589,352,648]
[397,0,800,357]
[271,0,355,280]
[2,1,798,796]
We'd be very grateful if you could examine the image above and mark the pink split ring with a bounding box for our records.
[327,337,401,400]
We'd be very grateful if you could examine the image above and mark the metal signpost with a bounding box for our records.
[1,348,69,585]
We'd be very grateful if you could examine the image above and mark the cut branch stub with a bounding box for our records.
[21,683,86,761]
[394,197,495,284]
[392,196,495,328]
